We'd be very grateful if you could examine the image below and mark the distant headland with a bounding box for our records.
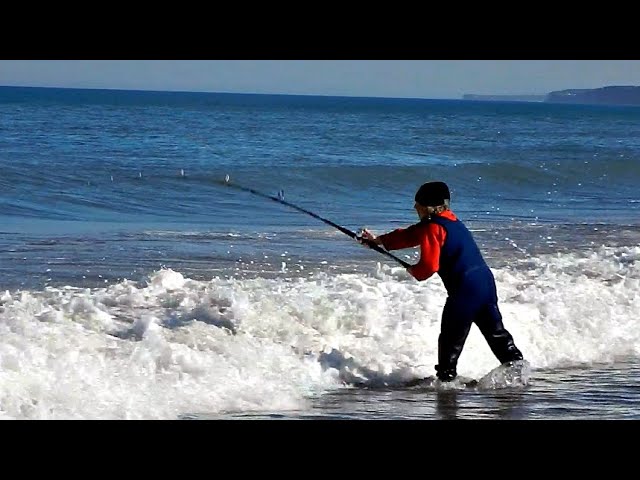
[463,86,640,106]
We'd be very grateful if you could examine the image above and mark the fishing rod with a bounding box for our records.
[216,175,412,269]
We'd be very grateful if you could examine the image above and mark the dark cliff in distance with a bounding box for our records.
[545,86,640,105]
[463,86,640,106]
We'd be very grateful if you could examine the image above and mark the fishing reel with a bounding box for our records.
[355,227,376,248]
[356,227,373,241]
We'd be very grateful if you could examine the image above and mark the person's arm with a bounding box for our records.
[361,223,446,280]
[376,223,424,251]
[407,223,446,281]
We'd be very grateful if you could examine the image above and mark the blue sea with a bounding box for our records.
[0,86,638,419]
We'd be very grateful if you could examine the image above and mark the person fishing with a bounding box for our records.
[359,181,524,382]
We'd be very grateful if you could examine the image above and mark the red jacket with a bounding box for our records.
[378,210,457,281]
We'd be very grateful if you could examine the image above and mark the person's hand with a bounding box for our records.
[360,228,376,242]
[357,228,380,249]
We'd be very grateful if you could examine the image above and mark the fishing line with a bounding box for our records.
[216,175,412,269]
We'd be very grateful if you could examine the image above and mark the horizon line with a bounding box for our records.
[0,84,463,101]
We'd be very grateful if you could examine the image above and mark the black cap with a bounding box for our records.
[415,181,450,206]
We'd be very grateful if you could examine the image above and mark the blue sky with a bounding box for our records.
[0,60,638,99]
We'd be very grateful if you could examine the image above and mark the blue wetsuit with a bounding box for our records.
[379,212,523,381]
[429,215,523,381]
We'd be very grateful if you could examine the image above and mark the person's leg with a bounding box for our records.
[471,271,524,364]
[436,298,474,381]
[475,303,523,364]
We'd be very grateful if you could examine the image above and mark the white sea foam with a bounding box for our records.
[0,245,638,419]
